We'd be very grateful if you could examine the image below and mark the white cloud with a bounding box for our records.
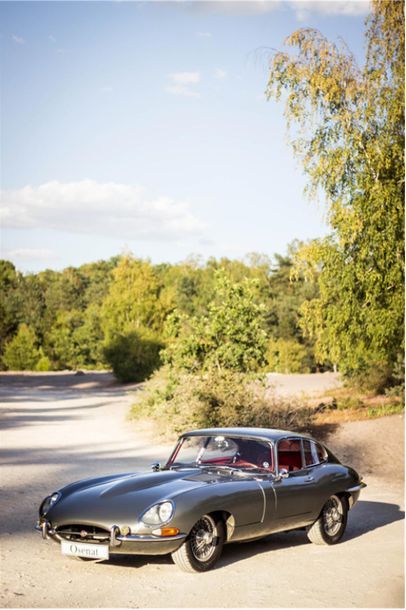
[169,72,201,84]
[214,68,227,80]
[166,72,201,97]
[196,31,212,38]
[189,1,282,15]
[49,34,56,43]
[181,0,369,17]
[12,34,25,45]
[3,248,59,262]
[0,180,206,242]
[290,0,370,21]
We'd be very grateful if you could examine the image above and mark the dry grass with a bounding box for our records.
[307,385,404,424]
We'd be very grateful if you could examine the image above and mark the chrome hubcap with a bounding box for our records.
[190,516,217,561]
[323,496,343,536]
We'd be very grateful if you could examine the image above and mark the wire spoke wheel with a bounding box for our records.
[322,496,344,537]
[306,494,348,545]
[171,513,225,572]
[190,516,217,562]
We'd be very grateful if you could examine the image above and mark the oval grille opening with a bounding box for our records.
[56,524,110,543]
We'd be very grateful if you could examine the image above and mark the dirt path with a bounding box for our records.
[0,372,404,608]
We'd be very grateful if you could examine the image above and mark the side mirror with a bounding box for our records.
[274,468,289,481]
[151,462,161,472]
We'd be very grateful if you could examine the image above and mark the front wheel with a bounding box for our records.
[171,514,225,573]
[306,494,348,545]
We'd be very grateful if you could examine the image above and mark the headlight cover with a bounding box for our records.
[141,501,174,526]
[39,493,61,516]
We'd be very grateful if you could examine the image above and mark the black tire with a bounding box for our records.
[171,514,225,573]
[306,494,348,545]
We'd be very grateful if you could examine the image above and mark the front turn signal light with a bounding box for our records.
[152,527,180,537]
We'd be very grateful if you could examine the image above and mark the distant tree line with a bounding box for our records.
[0,242,322,381]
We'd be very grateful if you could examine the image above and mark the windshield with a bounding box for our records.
[167,435,274,472]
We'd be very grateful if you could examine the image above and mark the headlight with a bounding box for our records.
[141,501,174,526]
[39,493,61,516]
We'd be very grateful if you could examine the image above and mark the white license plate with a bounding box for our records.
[61,540,109,560]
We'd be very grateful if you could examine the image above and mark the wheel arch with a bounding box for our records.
[206,510,234,541]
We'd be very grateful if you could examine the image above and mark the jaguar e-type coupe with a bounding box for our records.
[36,427,366,572]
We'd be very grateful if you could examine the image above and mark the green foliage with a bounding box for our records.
[101,256,166,338]
[103,330,163,383]
[0,249,323,379]
[0,261,25,364]
[267,338,310,373]
[35,349,52,372]
[163,271,268,373]
[2,324,41,370]
[132,367,311,436]
[367,403,404,418]
[266,1,404,389]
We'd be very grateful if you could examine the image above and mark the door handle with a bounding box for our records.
[304,476,315,482]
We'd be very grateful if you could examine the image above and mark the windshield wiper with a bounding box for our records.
[199,464,253,476]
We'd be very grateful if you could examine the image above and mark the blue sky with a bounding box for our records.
[1,0,370,273]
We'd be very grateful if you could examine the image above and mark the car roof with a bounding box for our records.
[180,427,312,443]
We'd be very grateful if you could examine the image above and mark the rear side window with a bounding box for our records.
[303,439,328,466]
[316,442,328,463]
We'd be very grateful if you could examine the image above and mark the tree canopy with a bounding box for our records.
[266,0,404,386]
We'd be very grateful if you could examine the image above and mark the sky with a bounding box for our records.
[0,0,371,273]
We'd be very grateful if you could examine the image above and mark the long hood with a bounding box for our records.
[47,469,223,528]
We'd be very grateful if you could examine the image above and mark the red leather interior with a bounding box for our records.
[278,451,303,471]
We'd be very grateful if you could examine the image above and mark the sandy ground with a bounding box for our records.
[0,372,404,608]
[266,372,342,398]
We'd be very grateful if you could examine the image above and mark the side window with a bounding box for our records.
[277,438,303,472]
[303,439,328,466]
[315,442,328,463]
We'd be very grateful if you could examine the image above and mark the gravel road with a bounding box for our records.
[0,372,404,608]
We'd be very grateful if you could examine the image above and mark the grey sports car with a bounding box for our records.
[36,427,366,572]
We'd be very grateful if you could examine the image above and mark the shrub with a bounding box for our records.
[2,324,41,370]
[35,349,52,371]
[347,362,397,395]
[267,338,310,373]
[103,330,163,383]
[131,366,311,437]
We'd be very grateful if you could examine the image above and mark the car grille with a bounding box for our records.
[55,524,110,543]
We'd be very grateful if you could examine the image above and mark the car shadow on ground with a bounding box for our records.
[344,500,405,540]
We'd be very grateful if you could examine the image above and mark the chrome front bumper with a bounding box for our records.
[35,520,186,555]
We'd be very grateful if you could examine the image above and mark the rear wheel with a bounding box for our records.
[171,514,225,573]
[306,494,348,545]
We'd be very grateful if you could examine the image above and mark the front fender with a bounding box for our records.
[169,478,265,535]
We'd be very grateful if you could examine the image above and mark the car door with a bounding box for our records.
[272,437,321,530]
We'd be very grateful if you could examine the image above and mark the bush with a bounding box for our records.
[267,338,311,373]
[131,366,312,437]
[35,349,52,372]
[2,324,41,370]
[346,362,398,395]
[103,330,163,383]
